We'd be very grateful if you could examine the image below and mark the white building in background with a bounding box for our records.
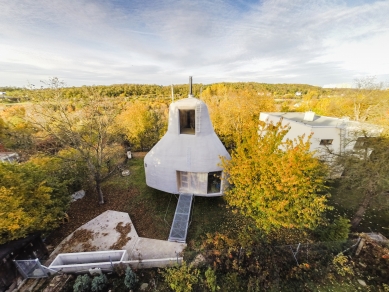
[259,111,382,159]
[144,90,230,197]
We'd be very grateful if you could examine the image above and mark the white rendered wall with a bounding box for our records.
[260,113,343,157]
[259,112,382,159]
[49,250,128,273]
[144,97,230,196]
[48,250,183,272]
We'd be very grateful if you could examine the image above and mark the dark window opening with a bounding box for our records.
[320,139,333,145]
[353,137,369,150]
[207,171,222,194]
[179,109,195,134]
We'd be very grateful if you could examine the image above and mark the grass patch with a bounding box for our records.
[121,157,175,240]
[187,196,225,244]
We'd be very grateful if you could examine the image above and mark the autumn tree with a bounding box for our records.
[296,77,389,130]
[0,158,70,243]
[221,120,330,232]
[0,105,36,152]
[202,84,275,149]
[28,78,124,204]
[115,100,167,151]
[0,117,5,143]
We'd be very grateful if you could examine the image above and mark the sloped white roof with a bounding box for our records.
[144,96,230,195]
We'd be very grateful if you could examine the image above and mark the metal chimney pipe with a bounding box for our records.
[189,76,193,97]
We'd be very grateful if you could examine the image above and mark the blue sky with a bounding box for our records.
[1,0,388,87]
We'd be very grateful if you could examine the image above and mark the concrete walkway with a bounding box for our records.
[46,210,186,265]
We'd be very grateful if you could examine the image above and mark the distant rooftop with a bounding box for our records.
[262,112,349,127]
[261,112,382,134]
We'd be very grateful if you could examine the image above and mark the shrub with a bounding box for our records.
[162,261,199,292]
[332,253,354,277]
[91,274,108,292]
[219,272,244,292]
[316,217,350,242]
[205,267,219,292]
[124,266,138,290]
[73,274,91,292]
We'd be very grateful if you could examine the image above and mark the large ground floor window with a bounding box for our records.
[177,171,222,194]
[207,172,221,193]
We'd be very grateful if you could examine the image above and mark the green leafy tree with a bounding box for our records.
[221,120,330,232]
[0,159,70,243]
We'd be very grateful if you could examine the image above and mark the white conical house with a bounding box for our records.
[144,79,230,197]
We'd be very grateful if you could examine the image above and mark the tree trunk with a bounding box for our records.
[95,174,104,204]
[351,192,372,230]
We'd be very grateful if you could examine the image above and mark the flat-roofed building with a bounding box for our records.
[259,111,382,159]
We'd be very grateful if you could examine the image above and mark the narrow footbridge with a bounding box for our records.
[168,193,194,243]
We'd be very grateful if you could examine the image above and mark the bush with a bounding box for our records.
[205,267,219,292]
[91,274,108,292]
[124,266,138,290]
[316,217,350,242]
[162,261,199,292]
[219,272,244,292]
[73,274,91,292]
[332,253,354,277]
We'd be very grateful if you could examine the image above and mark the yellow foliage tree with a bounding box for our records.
[221,120,330,232]
[115,101,167,151]
[0,160,69,243]
[202,84,275,149]
[0,105,36,151]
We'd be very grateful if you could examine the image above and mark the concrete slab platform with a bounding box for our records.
[130,237,186,260]
[47,210,186,266]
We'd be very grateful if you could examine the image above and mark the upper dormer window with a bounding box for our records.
[179,109,195,134]
[320,139,333,145]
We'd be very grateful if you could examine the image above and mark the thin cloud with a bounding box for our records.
[0,0,388,87]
